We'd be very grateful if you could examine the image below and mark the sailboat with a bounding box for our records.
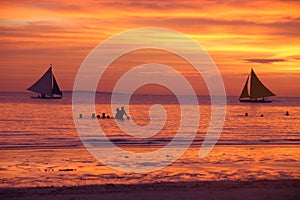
[239,69,275,103]
[27,64,63,99]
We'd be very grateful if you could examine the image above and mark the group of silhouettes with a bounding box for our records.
[114,106,130,120]
[244,111,290,117]
[85,106,130,120]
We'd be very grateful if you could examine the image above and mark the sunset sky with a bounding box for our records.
[0,0,299,96]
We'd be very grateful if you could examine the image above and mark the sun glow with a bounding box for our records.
[0,0,299,96]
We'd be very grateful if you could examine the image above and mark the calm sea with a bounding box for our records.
[0,92,299,187]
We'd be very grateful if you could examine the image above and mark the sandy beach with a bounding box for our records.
[1,179,299,200]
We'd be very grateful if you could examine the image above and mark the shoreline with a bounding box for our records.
[1,179,299,200]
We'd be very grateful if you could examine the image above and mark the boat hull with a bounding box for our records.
[239,99,272,103]
[31,96,62,99]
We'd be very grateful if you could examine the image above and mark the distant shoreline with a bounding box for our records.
[1,179,299,200]
[1,91,300,98]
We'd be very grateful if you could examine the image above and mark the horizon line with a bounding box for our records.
[0,90,300,98]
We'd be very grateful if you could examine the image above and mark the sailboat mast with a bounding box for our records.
[50,64,53,97]
[51,64,63,97]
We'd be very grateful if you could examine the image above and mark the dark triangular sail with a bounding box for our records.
[27,65,63,98]
[52,75,63,96]
[250,69,275,99]
[27,67,52,96]
[239,75,250,99]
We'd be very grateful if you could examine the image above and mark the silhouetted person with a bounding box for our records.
[245,112,248,117]
[96,115,100,119]
[115,108,121,119]
[285,111,289,116]
[120,106,130,120]
[107,115,110,119]
[101,113,106,119]
[91,113,95,118]
[260,114,264,117]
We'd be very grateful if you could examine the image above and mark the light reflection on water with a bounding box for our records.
[0,92,299,187]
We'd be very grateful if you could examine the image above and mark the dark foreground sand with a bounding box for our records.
[1,180,299,200]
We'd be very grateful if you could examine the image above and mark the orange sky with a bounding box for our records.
[0,0,300,96]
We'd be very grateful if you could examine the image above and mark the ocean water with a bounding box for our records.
[0,92,299,187]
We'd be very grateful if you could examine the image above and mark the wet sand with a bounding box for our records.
[1,179,299,200]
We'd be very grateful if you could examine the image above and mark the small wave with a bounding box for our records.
[0,143,83,150]
[0,133,40,137]
[274,158,298,163]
